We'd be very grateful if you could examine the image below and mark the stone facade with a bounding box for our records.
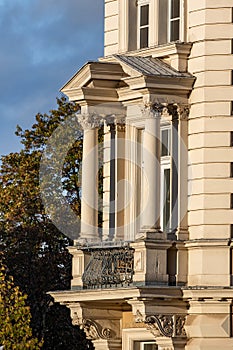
[50,1,233,349]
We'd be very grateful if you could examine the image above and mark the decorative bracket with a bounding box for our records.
[135,311,186,338]
[72,316,115,340]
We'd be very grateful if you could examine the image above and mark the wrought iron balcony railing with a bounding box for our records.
[82,244,134,289]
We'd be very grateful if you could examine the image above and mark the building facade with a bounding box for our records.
[51,1,233,349]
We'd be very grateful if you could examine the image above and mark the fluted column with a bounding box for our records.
[141,103,163,233]
[78,114,99,242]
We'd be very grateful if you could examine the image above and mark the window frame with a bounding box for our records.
[140,341,158,350]
[137,0,150,49]
[168,0,182,42]
[160,124,172,233]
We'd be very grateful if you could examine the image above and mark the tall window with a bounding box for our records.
[138,3,149,48]
[161,126,171,232]
[168,0,181,42]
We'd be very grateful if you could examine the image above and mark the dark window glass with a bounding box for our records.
[170,0,180,19]
[163,168,171,231]
[231,162,233,177]
[144,344,158,350]
[140,4,149,26]
[161,128,171,156]
[140,27,149,48]
[231,194,233,209]
[170,19,180,41]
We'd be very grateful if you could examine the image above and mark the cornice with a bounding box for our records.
[100,42,192,63]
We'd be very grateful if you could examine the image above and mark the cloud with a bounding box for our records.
[0,0,104,156]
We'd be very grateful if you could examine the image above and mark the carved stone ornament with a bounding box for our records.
[77,113,103,130]
[135,311,186,338]
[105,114,126,132]
[141,102,164,119]
[176,104,190,121]
[72,316,114,340]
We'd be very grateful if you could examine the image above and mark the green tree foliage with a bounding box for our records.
[0,263,42,349]
[0,97,93,349]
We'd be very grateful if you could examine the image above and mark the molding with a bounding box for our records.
[100,42,192,63]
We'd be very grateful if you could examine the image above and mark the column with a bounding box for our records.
[176,105,189,240]
[168,105,179,234]
[115,121,125,240]
[79,115,99,242]
[140,103,163,233]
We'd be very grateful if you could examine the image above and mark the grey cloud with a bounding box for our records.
[0,0,103,156]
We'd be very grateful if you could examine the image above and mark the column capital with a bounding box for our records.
[78,113,102,130]
[176,104,190,121]
[141,102,164,119]
[165,104,189,121]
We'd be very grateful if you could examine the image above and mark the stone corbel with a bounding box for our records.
[135,310,186,339]
[70,303,121,343]
[72,316,114,341]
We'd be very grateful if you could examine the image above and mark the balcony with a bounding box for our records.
[81,243,134,289]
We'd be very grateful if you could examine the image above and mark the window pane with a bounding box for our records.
[170,0,180,19]
[140,27,149,48]
[161,129,169,156]
[140,5,149,26]
[144,344,157,350]
[163,168,171,231]
[170,19,180,41]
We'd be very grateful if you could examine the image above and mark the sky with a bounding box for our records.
[0,0,104,156]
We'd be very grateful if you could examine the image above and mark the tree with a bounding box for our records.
[0,262,42,349]
[0,97,93,349]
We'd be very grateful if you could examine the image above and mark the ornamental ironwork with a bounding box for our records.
[82,245,134,289]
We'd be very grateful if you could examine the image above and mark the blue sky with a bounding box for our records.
[0,0,104,156]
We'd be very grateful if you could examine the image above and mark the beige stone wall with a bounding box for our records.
[104,0,119,56]
[187,0,233,286]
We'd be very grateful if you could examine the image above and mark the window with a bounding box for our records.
[134,341,158,350]
[168,0,181,42]
[138,3,149,48]
[161,126,171,232]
